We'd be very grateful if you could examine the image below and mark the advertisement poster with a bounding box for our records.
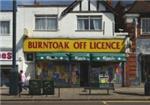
[36,61,70,87]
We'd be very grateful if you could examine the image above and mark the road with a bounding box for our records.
[1,101,150,105]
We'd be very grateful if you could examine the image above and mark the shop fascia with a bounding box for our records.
[24,38,126,61]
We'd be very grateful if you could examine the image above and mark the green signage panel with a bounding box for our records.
[91,53,126,61]
[36,53,69,60]
[70,53,90,61]
[36,53,126,61]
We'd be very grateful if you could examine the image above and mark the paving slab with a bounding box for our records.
[0,87,150,101]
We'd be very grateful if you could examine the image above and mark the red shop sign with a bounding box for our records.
[0,51,12,60]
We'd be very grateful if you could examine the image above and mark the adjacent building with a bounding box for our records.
[125,0,150,85]
[0,10,13,86]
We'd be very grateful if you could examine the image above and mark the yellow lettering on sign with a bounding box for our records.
[23,38,125,52]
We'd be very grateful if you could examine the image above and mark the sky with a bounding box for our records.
[0,0,135,11]
[0,0,75,10]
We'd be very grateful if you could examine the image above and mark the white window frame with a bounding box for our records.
[77,16,102,31]
[0,21,10,35]
[35,15,57,31]
[141,18,150,35]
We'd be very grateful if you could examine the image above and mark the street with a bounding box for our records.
[1,101,150,105]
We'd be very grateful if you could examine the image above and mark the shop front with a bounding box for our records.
[137,39,150,83]
[0,51,12,87]
[23,38,126,87]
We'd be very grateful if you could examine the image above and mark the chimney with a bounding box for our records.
[34,0,40,5]
[107,0,112,6]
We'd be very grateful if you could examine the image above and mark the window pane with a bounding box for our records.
[0,21,10,34]
[77,19,89,30]
[142,18,150,34]
[77,19,84,30]
[142,19,146,32]
[90,18,102,30]
[35,18,46,30]
[35,16,57,31]
[77,16,102,31]
[147,19,150,32]
[84,19,89,30]
[145,19,148,32]
[47,18,57,30]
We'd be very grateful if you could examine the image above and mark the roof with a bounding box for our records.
[61,0,116,16]
[61,0,81,16]
[127,1,150,13]
[0,10,13,12]
[18,1,74,7]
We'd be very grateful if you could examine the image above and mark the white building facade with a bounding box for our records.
[0,11,13,86]
[16,0,127,87]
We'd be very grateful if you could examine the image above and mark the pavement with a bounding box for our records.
[0,84,150,101]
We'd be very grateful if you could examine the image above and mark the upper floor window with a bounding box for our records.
[77,16,102,31]
[35,15,57,31]
[0,21,10,35]
[141,18,150,34]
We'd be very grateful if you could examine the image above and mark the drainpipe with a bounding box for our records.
[134,18,138,38]
[103,21,105,35]
[134,18,139,85]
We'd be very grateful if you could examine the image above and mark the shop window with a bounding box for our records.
[35,61,80,87]
[26,53,34,61]
[0,21,10,35]
[35,15,57,31]
[141,18,150,35]
[77,16,102,31]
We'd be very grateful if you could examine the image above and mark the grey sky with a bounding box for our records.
[0,0,135,10]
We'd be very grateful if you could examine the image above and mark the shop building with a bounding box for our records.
[125,1,150,85]
[0,10,14,87]
[17,0,128,87]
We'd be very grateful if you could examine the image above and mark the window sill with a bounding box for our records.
[75,30,102,32]
[0,34,10,36]
[142,33,150,35]
[33,29,58,32]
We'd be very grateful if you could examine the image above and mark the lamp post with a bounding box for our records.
[9,0,18,95]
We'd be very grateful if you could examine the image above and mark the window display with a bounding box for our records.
[35,61,80,87]
[70,64,80,85]
[89,62,122,87]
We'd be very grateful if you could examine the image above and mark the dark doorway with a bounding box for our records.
[0,66,11,87]
[141,55,150,82]
[80,62,89,87]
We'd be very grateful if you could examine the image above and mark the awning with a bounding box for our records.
[36,53,69,60]
[36,53,126,61]
[70,53,90,61]
[91,53,126,61]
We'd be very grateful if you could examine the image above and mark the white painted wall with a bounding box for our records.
[90,0,97,11]
[17,7,114,38]
[82,0,89,11]
[0,12,12,48]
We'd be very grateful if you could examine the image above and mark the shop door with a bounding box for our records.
[141,55,150,82]
[80,62,89,87]
[1,66,11,87]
